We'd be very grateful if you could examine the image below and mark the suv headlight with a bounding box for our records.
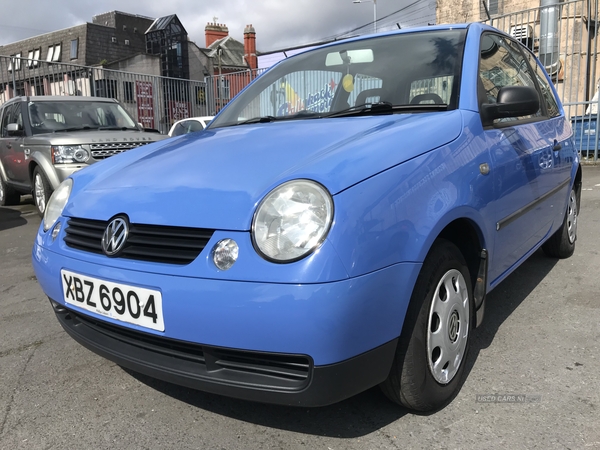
[43,178,72,231]
[52,145,90,164]
[252,180,333,262]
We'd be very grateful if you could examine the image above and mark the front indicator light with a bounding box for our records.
[51,222,62,241]
[213,239,239,270]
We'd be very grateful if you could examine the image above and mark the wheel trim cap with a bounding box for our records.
[427,268,470,385]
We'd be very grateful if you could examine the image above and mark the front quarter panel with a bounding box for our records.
[329,111,495,277]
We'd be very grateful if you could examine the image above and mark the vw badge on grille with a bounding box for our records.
[102,217,129,256]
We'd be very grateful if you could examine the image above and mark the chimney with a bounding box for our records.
[244,24,257,70]
[205,22,229,47]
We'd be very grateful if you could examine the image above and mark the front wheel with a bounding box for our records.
[32,167,52,217]
[380,239,473,412]
[542,187,577,259]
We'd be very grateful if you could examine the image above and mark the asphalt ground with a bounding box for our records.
[1,167,599,450]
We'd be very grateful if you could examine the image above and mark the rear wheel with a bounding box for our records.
[32,167,52,217]
[0,175,20,206]
[381,239,473,412]
[542,187,577,258]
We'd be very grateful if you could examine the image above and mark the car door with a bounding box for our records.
[0,102,28,185]
[478,33,558,283]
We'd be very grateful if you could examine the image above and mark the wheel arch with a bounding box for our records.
[28,152,60,191]
[436,218,485,291]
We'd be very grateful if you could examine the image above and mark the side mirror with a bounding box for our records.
[481,86,540,126]
[6,123,23,136]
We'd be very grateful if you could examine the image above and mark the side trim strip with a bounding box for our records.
[496,177,570,231]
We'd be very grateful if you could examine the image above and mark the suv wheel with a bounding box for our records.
[0,175,20,206]
[32,167,52,216]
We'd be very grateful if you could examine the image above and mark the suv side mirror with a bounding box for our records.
[481,86,540,126]
[6,123,24,137]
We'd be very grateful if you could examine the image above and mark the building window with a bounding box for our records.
[217,77,230,100]
[70,39,78,59]
[52,44,61,61]
[123,81,134,102]
[46,44,61,62]
[125,39,130,46]
[8,53,22,72]
[111,36,117,44]
[25,50,42,67]
[481,0,501,18]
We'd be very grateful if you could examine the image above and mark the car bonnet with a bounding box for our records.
[64,111,462,230]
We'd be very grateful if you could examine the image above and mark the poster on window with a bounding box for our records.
[136,81,155,129]
[169,101,191,123]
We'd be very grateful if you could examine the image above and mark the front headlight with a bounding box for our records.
[43,178,72,231]
[252,180,333,262]
[52,145,90,164]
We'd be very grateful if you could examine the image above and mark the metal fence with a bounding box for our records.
[0,56,211,134]
[485,0,600,161]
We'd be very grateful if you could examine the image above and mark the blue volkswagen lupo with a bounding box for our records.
[33,23,581,412]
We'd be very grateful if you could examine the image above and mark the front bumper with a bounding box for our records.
[51,301,398,406]
[33,237,421,405]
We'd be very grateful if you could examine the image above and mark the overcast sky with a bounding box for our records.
[0,0,436,52]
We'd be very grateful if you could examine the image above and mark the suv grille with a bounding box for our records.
[67,308,312,391]
[90,142,148,159]
[64,218,214,265]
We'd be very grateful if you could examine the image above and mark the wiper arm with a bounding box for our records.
[237,116,278,125]
[325,102,447,118]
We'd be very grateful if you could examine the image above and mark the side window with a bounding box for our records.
[0,106,9,137]
[1,104,18,137]
[187,120,205,132]
[479,33,541,123]
[523,50,560,118]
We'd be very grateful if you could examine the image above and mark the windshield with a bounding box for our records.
[211,29,466,128]
[28,100,138,134]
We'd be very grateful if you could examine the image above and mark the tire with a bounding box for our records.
[0,175,20,206]
[32,167,52,217]
[542,187,577,259]
[380,239,473,412]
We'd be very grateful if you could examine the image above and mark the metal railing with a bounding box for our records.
[0,56,210,134]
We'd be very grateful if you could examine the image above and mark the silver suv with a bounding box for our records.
[0,96,166,215]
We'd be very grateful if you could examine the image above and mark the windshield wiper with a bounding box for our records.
[53,126,99,132]
[325,101,448,118]
[98,126,139,131]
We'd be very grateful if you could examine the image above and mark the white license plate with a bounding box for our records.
[61,269,164,332]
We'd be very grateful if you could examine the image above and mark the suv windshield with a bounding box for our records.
[210,29,466,128]
[28,100,138,134]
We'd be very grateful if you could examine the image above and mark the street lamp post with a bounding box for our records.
[353,0,377,33]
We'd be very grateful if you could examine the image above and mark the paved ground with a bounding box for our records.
[1,167,599,450]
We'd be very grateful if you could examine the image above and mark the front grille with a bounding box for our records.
[90,142,147,160]
[64,218,214,265]
[68,308,312,391]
